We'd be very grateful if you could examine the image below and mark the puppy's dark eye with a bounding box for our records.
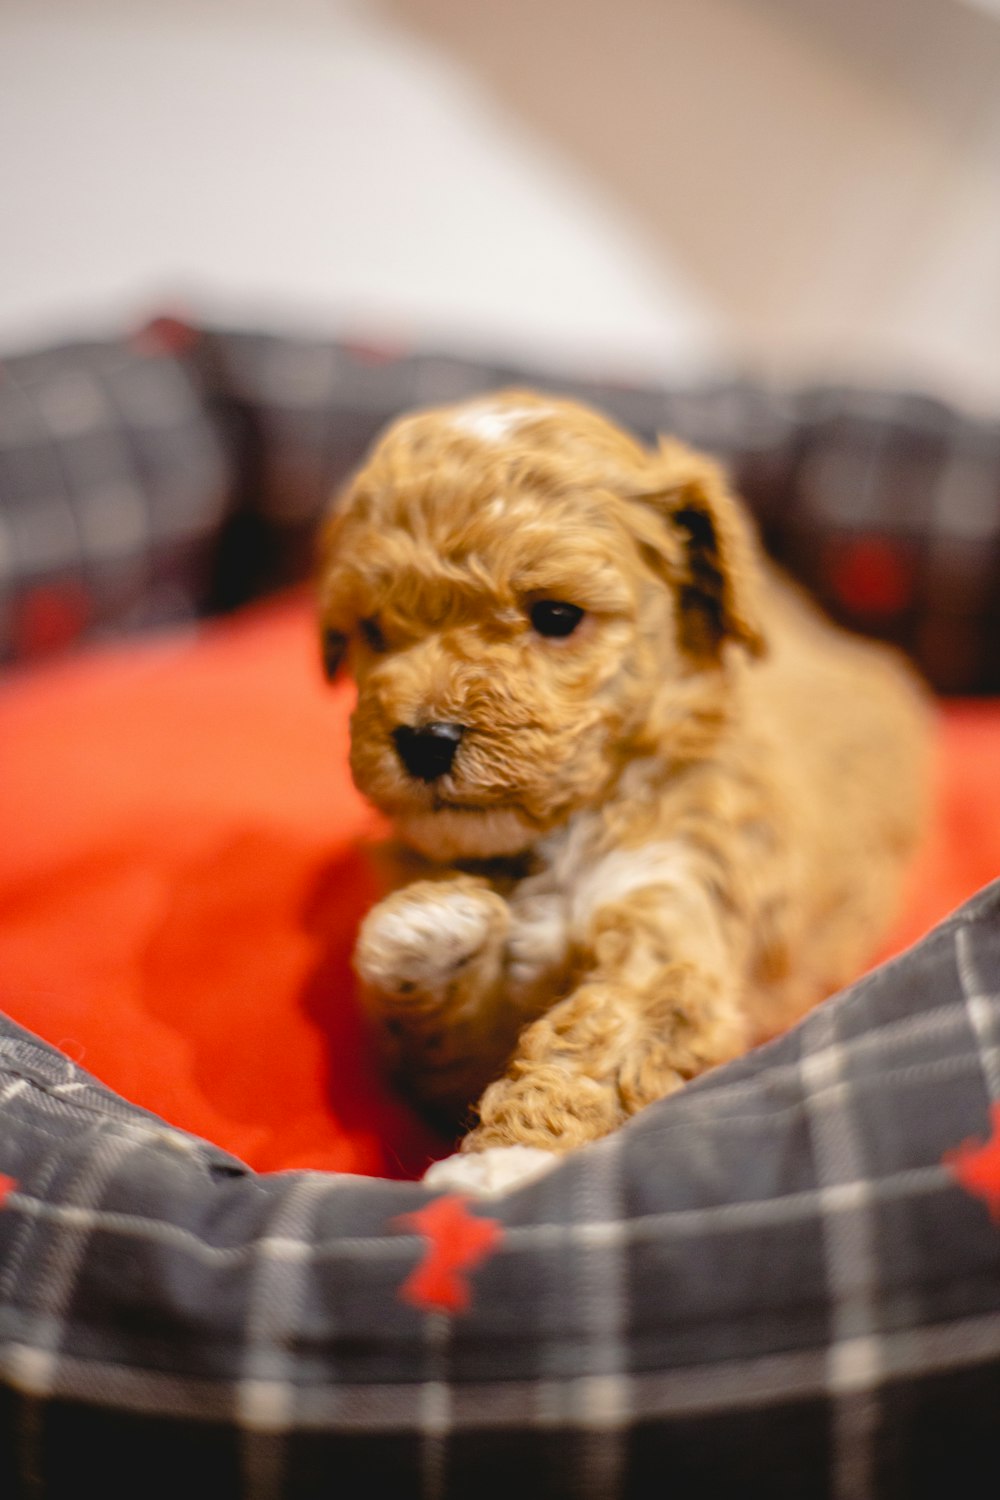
[529,600,585,638]
[360,616,386,652]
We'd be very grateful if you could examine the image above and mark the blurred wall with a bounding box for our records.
[390,0,1000,409]
[3,0,999,408]
[0,0,719,378]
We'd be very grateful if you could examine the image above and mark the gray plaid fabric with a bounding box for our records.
[0,332,232,663]
[1,879,998,1498]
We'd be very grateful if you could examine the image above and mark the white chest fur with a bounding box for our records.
[505,810,711,1001]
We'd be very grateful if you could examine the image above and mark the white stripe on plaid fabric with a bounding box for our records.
[3,1128,149,1487]
[3,1311,1000,1431]
[0,337,232,660]
[0,1077,30,1107]
[419,1311,452,1500]
[931,433,1000,540]
[957,921,1000,1101]
[668,982,998,1116]
[237,1172,333,1498]
[36,371,111,439]
[76,482,150,560]
[8,1131,147,1323]
[7,361,115,567]
[799,428,892,527]
[800,1005,882,1500]
[532,1140,630,1495]
[572,1131,629,1500]
[0,1136,65,1321]
[0,1160,956,1262]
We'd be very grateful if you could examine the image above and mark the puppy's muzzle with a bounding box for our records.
[393,722,466,782]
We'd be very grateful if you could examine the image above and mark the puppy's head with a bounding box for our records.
[319,391,765,861]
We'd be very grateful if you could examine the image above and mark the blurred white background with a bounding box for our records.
[2,0,999,404]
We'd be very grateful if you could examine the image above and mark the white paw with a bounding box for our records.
[423,1145,559,1197]
[355,883,506,997]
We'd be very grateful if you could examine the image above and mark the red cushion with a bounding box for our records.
[0,596,997,1179]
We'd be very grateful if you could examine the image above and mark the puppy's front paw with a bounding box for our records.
[354,878,509,1013]
[423,1145,559,1197]
[467,1068,623,1152]
[355,878,514,1123]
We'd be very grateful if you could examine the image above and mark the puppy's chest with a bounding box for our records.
[503,815,696,997]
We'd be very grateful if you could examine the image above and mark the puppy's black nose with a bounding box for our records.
[393,722,465,782]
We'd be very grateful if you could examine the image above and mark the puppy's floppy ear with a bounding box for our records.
[627,438,766,663]
[316,508,351,682]
[320,625,349,681]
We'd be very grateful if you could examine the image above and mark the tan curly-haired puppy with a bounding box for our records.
[318,391,929,1187]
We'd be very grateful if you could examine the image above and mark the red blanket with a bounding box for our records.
[1,598,997,1179]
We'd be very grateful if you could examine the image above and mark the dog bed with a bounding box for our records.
[1,593,999,1497]
[2,325,1000,1493]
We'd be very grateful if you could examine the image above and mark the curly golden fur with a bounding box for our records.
[318,390,931,1154]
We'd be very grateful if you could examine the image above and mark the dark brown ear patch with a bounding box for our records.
[624,435,766,662]
[672,505,716,553]
[672,504,734,659]
[321,627,348,680]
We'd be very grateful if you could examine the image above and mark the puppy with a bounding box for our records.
[318,390,930,1161]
